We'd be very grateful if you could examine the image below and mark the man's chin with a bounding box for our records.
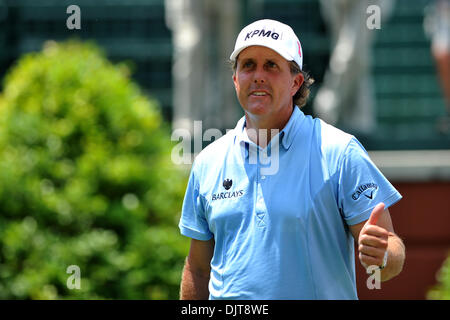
[244,103,272,116]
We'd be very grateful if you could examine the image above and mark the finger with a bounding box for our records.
[359,252,384,267]
[363,225,390,238]
[359,234,388,249]
[367,202,385,225]
[359,244,386,259]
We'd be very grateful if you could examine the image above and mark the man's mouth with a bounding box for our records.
[249,91,270,96]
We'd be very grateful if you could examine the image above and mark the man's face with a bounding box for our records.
[233,46,303,120]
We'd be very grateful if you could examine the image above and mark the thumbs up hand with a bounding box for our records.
[358,202,389,269]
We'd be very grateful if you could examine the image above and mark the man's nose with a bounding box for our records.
[253,66,266,84]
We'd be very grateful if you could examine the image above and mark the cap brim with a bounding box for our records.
[230,43,295,63]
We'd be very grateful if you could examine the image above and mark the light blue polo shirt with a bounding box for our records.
[179,107,402,300]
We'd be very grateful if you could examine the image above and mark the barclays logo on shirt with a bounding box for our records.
[211,179,245,201]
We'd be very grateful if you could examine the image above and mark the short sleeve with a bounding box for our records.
[178,162,213,240]
[338,138,402,225]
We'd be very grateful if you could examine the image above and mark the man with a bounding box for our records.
[178,19,405,299]
[314,0,395,135]
[424,0,450,133]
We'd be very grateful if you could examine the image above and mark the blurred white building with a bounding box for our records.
[165,0,241,139]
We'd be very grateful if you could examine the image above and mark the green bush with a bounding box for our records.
[0,40,189,299]
[427,254,450,300]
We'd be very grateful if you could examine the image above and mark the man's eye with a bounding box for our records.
[266,61,277,68]
[243,61,253,68]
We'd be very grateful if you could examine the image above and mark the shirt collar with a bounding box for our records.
[281,106,304,150]
[234,106,305,157]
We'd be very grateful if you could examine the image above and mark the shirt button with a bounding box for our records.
[261,175,266,180]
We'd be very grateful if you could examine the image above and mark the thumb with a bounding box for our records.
[367,202,385,225]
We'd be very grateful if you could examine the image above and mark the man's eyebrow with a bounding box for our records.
[238,57,279,67]
[240,57,254,64]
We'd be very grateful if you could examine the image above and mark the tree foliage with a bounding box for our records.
[0,40,189,299]
[428,254,450,300]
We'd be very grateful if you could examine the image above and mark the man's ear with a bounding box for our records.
[292,72,304,96]
[233,73,237,89]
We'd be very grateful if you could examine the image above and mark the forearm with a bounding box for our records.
[380,233,405,282]
[180,259,210,300]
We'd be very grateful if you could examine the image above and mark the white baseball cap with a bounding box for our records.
[230,19,303,70]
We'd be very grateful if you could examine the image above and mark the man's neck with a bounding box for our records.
[244,106,294,148]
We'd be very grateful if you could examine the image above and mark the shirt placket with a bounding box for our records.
[254,145,267,228]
